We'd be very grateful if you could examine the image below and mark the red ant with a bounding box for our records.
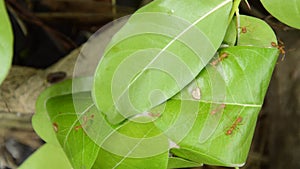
[53,122,58,132]
[225,116,243,135]
[239,23,253,34]
[271,41,286,61]
[241,26,247,33]
[148,112,161,117]
[210,52,229,66]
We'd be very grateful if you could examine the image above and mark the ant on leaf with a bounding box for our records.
[271,40,286,61]
[210,52,229,66]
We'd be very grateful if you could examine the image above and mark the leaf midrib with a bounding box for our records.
[171,98,262,108]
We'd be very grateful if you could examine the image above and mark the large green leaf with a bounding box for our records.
[261,0,300,29]
[152,46,279,166]
[19,144,72,169]
[0,0,13,84]
[46,90,170,169]
[93,0,233,124]
[34,81,171,168]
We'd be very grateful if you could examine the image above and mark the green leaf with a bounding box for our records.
[47,90,170,168]
[228,0,242,22]
[93,0,233,124]
[167,157,203,169]
[238,15,277,47]
[0,0,13,84]
[37,84,169,168]
[46,92,100,169]
[32,77,93,146]
[261,0,300,29]
[19,144,72,169]
[153,46,279,166]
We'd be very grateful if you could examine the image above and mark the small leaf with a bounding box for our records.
[238,15,277,47]
[261,0,300,29]
[19,144,72,169]
[93,0,233,124]
[0,0,13,84]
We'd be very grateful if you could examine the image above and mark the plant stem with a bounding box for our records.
[112,0,117,19]
[235,5,241,45]
[228,0,241,23]
[229,0,242,45]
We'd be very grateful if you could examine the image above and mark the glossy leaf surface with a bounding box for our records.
[92,128,169,169]
[34,83,171,169]
[238,15,277,47]
[0,0,13,84]
[74,94,170,168]
[93,0,232,124]
[261,0,300,29]
[44,90,170,169]
[46,93,99,169]
[153,46,279,166]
